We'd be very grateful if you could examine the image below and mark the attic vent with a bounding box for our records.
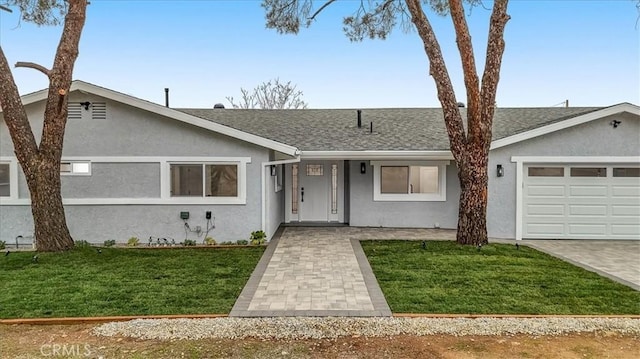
[66,102,107,120]
[91,102,107,120]
[214,103,225,109]
[67,103,82,120]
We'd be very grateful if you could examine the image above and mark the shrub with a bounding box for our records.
[249,230,266,245]
[103,239,116,247]
[127,237,140,247]
[204,237,217,246]
[183,239,197,246]
[0,240,5,250]
[236,239,249,245]
[75,240,91,248]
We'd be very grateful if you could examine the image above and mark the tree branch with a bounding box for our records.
[448,0,481,141]
[15,61,51,77]
[0,4,13,13]
[405,0,466,161]
[308,0,336,21]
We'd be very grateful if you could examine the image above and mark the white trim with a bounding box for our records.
[12,81,300,157]
[301,150,454,160]
[492,103,640,150]
[370,160,449,202]
[510,155,640,241]
[261,157,301,239]
[57,156,252,163]
[0,197,246,206]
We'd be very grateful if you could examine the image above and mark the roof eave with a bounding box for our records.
[300,150,454,160]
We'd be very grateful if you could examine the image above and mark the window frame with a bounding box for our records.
[0,158,18,200]
[166,160,246,204]
[371,161,448,202]
[60,161,92,176]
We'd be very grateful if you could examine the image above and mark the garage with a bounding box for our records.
[523,164,640,239]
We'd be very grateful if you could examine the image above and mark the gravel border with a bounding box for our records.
[93,317,640,340]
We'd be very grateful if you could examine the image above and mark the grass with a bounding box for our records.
[0,246,264,319]
[361,240,640,315]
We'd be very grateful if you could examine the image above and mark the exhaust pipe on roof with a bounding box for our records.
[357,109,362,128]
[164,88,169,107]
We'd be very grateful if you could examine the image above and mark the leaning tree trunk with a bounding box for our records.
[0,0,87,252]
[456,150,490,245]
[27,156,74,251]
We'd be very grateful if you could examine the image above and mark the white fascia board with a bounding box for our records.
[10,81,300,157]
[301,150,454,160]
[491,103,640,150]
[511,156,640,164]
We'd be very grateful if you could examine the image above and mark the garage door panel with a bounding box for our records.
[527,185,565,197]
[612,185,640,197]
[569,185,607,197]
[568,224,607,235]
[612,205,640,217]
[568,205,607,216]
[611,224,640,235]
[526,204,564,216]
[526,223,564,235]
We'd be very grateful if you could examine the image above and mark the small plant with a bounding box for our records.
[103,239,116,247]
[204,237,217,246]
[0,240,5,250]
[221,241,233,245]
[249,230,266,245]
[75,240,91,248]
[236,239,249,245]
[183,239,197,246]
[127,237,140,247]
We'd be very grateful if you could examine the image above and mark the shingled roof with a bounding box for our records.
[177,107,601,151]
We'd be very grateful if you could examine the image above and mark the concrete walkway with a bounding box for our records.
[230,227,457,317]
[521,240,640,290]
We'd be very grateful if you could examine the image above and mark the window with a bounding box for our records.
[0,163,9,197]
[291,164,298,214]
[613,168,640,177]
[570,167,606,177]
[306,164,323,176]
[60,161,91,175]
[528,167,564,177]
[372,161,447,201]
[331,164,338,214]
[170,164,238,197]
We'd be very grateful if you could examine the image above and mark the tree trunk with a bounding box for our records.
[456,151,489,245]
[28,157,74,251]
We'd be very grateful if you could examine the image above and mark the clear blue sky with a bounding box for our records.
[1,0,638,108]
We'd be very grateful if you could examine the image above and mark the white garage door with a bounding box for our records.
[523,164,640,239]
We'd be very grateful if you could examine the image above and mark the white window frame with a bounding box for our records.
[0,158,19,200]
[60,161,92,176]
[165,159,248,205]
[371,161,448,202]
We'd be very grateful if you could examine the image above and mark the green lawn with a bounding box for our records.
[0,246,264,319]
[361,240,640,315]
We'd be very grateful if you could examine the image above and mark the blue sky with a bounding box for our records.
[1,0,638,108]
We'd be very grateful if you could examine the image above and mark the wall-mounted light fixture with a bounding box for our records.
[80,101,91,110]
[497,164,504,177]
[360,162,367,174]
[270,165,277,176]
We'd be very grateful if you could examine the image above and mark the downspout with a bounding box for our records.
[261,155,301,240]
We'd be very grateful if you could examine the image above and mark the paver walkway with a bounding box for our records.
[230,227,457,317]
[521,240,640,290]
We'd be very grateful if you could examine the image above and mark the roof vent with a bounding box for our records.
[357,109,362,128]
[214,103,225,109]
[457,102,465,108]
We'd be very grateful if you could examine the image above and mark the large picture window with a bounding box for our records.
[372,161,447,201]
[170,163,238,197]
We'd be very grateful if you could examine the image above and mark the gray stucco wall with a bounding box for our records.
[348,160,461,229]
[266,164,285,239]
[487,113,640,239]
[0,91,270,243]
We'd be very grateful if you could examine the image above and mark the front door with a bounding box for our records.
[287,161,342,223]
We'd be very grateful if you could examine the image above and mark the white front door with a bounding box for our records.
[300,162,329,221]
[286,161,342,223]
